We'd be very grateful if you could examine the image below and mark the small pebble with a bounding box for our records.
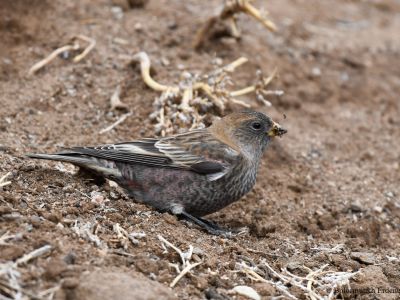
[351,252,375,265]
[311,67,321,77]
[231,286,261,300]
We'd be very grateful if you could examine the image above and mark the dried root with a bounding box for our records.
[0,172,11,188]
[110,85,129,111]
[28,35,96,75]
[157,235,203,288]
[112,223,146,249]
[72,220,105,248]
[99,112,132,134]
[194,0,277,49]
[0,244,52,300]
[132,52,282,136]
[238,259,360,300]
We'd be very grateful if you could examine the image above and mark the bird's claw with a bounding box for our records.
[207,227,234,238]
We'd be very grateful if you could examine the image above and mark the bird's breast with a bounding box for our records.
[222,159,259,200]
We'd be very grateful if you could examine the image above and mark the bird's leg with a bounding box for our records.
[179,211,232,237]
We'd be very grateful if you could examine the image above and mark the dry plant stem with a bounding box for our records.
[230,67,277,97]
[110,85,128,110]
[229,98,251,107]
[28,35,96,75]
[0,280,41,300]
[230,86,255,97]
[170,261,202,288]
[193,0,277,49]
[310,244,344,254]
[0,172,11,187]
[28,44,79,76]
[113,223,128,249]
[0,245,52,300]
[221,56,248,72]
[157,235,202,288]
[157,235,187,266]
[15,245,52,266]
[242,267,297,300]
[263,262,309,294]
[0,245,52,299]
[112,223,143,248]
[110,250,136,258]
[37,285,61,298]
[73,35,96,63]
[262,68,278,86]
[304,264,329,300]
[192,17,218,49]
[228,16,240,37]
[0,232,17,246]
[241,0,277,32]
[180,88,193,111]
[241,260,339,300]
[72,221,104,248]
[99,112,132,134]
[259,261,358,300]
[193,83,225,110]
[133,53,250,110]
[133,52,179,93]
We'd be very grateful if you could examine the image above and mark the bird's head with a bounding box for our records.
[210,111,287,156]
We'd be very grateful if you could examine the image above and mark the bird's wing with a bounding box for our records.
[60,131,240,181]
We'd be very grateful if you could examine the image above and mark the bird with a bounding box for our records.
[27,111,287,236]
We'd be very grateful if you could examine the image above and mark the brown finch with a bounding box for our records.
[28,111,286,235]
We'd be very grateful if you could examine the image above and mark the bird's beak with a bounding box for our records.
[267,122,287,137]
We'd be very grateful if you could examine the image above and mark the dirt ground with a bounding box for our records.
[1,0,400,299]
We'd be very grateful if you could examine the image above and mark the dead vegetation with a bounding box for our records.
[193,0,277,49]
[0,172,11,188]
[158,235,203,288]
[28,35,96,76]
[132,52,282,136]
[0,240,54,300]
[240,260,360,300]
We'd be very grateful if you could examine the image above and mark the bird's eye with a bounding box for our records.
[251,122,262,130]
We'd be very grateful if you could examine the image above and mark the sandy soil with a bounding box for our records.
[1,0,400,299]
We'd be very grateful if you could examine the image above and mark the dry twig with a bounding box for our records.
[72,34,96,63]
[193,0,277,49]
[99,112,133,134]
[0,245,52,300]
[0,232,17,246]
[72,221,104,248]
[239,259,360,300]
[0,172,11,188]
[112,223,146,249]
[15,245,52,266]
[170,261,202,288]
[310,244,345,254]
[28,35,96,75]
[110,85,128,110]
[157,235,202,288]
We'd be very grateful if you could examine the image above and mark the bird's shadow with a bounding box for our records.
[19,164,105,188]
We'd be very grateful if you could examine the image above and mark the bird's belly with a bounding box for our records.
[117,163,257,217]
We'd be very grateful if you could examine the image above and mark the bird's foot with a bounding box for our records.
[179,211,234,238]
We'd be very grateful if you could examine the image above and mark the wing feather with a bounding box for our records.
[60,131,240,180]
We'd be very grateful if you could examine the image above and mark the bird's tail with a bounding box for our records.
[27,152,93,165]
[26,152,122,178]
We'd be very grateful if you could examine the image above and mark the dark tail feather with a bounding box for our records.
[26,153,122,178]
